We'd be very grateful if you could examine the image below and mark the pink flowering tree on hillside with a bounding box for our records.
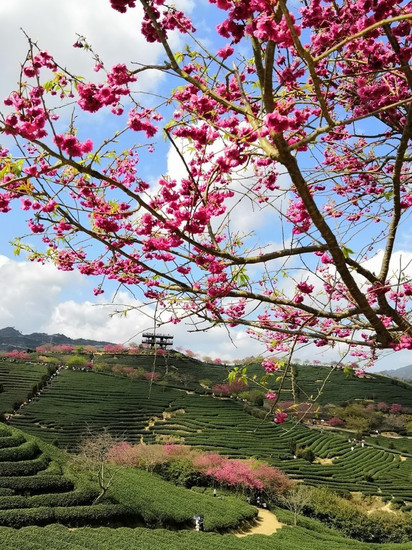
[0,0,411,413]
[4,350,30,360]
[193,452,292,496]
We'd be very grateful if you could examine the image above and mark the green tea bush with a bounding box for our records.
[28,489,98,508]
[109,468,257,531]
[0,441,40,461]
[0,455,49,476]
[0,495,28,510]
[0,503,132,528]
[0,475,74,495]
[0,434,25,449]
[52,504,134,527]
[0,507,56,528]
[160,458,204,487]
[301,449,316,463]
[3,522,412,550]
[298,486,412,543]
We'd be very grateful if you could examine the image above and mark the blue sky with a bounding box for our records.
[0,0,411,372]
[0,0,262,362]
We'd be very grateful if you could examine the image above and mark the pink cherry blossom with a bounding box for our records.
[274,412,288,424]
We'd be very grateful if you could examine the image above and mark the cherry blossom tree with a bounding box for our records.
[144,371,160,383]
[104,344,127,354]
[327,416,346,427]
[211,383,231,396]
[4,350,30,360]
[108,441,292,496]
[389,402,403,414]
[192,451,292,496]
[0,0,411,400]
[211,379,248,396]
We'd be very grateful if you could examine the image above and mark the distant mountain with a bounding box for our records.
[377,364,412,380]
[0,326,113,351]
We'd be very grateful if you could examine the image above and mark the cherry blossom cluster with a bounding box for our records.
[110,0,136,13]
[77,64,137,115]
[139,1,195,43]
[54,134,94,158]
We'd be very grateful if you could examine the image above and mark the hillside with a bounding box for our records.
[0,423,132,528]
[1,357,412,502]
[2,350,412,547]
[378,364,412,381]
[0,327,113,351]
[244,361,412,407]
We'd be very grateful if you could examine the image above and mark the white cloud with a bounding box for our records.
[361,249,412,282]
[0,254,409,370]
[0,254,264,358]
[171,322,264,362]
[0,0,195,103]
[0,255,161,344]
[0,255,88,333]
[44,292,153,344]
[47,295,265,360]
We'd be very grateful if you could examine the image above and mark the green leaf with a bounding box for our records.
[12,159,24,177]
[0,165,10,179]
[234,267,250,286]
[228,370,237,383]
[342,246,354,258]
[42,80,54,92]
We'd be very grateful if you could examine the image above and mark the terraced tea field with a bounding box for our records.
[2,355,412,548]
[291,365,412,406]
[6,368,412,502]
[2,513,412,549]
[0,424,131,528]
[0,422,258,532]
[147,391,412,501]
[8,369,181,448]
[0,361,49,415]
[222,361,412,407]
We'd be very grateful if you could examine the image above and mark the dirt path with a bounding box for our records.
[366,500,396,515]
[235,509,285,537]
[145,409,185,430]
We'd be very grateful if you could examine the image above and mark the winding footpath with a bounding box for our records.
[235,509,285,537]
